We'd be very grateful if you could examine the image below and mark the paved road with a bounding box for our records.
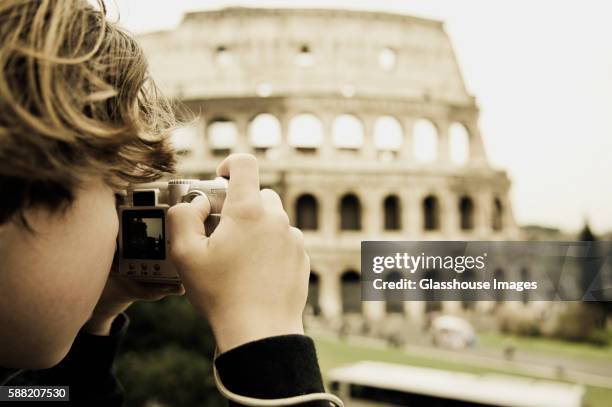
[332,333,612,389]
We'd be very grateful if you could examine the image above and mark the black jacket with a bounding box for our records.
[0,314,328,406]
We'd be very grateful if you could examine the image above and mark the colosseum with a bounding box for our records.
[137,7,523,327]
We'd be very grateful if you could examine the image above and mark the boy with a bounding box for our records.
[0,0,332,405]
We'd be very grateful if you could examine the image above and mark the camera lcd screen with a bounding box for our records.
[122,209,166,260]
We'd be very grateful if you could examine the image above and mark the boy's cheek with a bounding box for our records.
[58,181,119,317]
[0,180,118,367]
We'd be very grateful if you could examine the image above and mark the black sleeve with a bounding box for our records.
[215,334,330,407]
[11,313,129,406]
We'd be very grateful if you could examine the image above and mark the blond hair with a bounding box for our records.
[0,0,176,223]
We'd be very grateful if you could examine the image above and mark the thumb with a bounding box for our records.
[167,195,211,260]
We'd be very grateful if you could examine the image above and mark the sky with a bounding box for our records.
[109,0,612,235]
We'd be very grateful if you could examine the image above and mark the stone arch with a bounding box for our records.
[332,114,364,150]
[296,43,314,67]
[295,194,318,231]
[307,272,321,316]
[340,193,362,231]
[494,268,506,303]
[170,124,198,156]
[248,113,281,152]
[423,195,440,231]
[492,197,504,231]
[385,270,404,313]
[341,270,361,314]
[207,117,238,156]
[288,113,323,152]
[424,269,442,312]
[214,45,234,66]
[373,116,403,153]
[383,194,401,231]
[460,269,476,310]
[378,47,397,71]
[520,268,530,304]
[256,83,273,98]
[459,195,475,231]
[413,118,438,163]
[449,122,470,165]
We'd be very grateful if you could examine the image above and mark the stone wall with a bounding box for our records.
[138,7,524,325]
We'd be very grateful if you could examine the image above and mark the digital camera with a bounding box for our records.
[115,178,228,283]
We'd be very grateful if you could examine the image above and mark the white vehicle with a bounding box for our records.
[430,315,476,349]
[328,361,584,407]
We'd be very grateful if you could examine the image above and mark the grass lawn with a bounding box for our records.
[313,334,612,407]
[478,331,612,363]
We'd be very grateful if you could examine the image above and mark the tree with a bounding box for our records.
[116,296,226,407]
[578,222,607,330]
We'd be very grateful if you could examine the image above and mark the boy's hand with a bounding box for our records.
[83,275,184,335]
[167,154,309,352]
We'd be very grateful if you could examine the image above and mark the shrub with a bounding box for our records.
[116,296,226,406]
[551,303,609,346]
[116,346,225,407]
[499,312,541,337]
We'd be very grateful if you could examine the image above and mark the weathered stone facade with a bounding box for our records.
[138,7,521,325]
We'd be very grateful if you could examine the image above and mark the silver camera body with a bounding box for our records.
[116,178,228,283]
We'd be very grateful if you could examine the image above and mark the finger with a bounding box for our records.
[260,188,284,212]
[261,189,289,225]
[157,287,185,298]
[134,281,177,290]
[131,281,182,296]
[152,283,184,293]
[216,154,261,205]
[167,195,211,247]
[289,226,304,244]
[167,284,186,296]
[302,252,311,278]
